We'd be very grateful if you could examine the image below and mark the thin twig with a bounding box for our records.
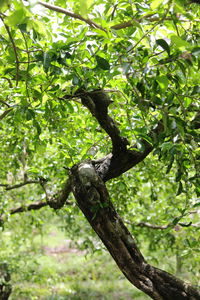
[0,15,19,86]
[1,77,13,88]
[18,60,38,64]
[21,31,31,101]
[0,108,13,121]
[125,220,200,229]
[136,222,169,229]
[0,99,11,107]
[4,180,40,191]
[10,201,48,214]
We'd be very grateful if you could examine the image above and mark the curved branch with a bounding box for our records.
[47,178,72,209]
[30,1,200,37]
[93,121,163,181]
[4,178,72,216]
[73,89,164,181]
[38,1,106,32]
[77,89,129,154]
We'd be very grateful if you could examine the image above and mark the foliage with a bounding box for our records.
[0,0,200,297]
[3,224,147,299]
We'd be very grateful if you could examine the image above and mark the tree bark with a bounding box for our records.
[70,161,200,300]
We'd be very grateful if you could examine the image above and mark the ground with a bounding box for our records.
[10,226,150,300]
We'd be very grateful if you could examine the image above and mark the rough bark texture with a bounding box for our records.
[67,90,200,300]
[70,161,200,300]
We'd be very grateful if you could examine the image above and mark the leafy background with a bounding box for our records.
[0,0,199,298]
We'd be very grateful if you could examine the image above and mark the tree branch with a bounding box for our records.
[0,108,13,121]
[0,176,72,218]
[0,77,13,88]
[136,222,170,230]
[93,121,163,181]
[1,180,40,191]
[72,88,164,181]
[0,99,11,107]
[10,201,48,214]
[3,178,72,217]
[36,3,189,34]
[135,222,200,229]
[0,15,19,86]
[47,178,72,209]
[77,89,129,154]
[71,161,200,299]
[38,1,106,32]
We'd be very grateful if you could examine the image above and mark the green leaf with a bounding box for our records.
[156,39,170,56]
[6,8,28,26]
[18,23,27,33]
[72,75,80,85]
[0,0,10,10]
[95,55,110,70]
[175,169,182,182]
[191,47,200,57]
[31,19,50,39]
[151,0,163,9]
[26,109,35,121]
[156,76,169,90]
[176,181,183,196]
[43,52,51,73]
[66,102,74,113]
[33,120,41,136]
[166,155,174,174]
[171,217,182,226]
[171,35,190,49]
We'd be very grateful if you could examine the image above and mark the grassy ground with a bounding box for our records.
[10,227,150,300]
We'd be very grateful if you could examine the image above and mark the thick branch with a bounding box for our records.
[77,89,129,154]
[76,89,164,180]
[64,89,164,181]
[93,121,163,181]
[71,161,200,300]
[47,178,72,209]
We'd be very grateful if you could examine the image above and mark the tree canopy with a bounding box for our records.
[0,0,200,299]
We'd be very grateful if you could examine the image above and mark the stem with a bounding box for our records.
[0,15,20,86]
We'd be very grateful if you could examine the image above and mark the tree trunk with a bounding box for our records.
[70,161,200,300]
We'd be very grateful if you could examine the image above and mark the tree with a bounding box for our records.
[0,0,200,299]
